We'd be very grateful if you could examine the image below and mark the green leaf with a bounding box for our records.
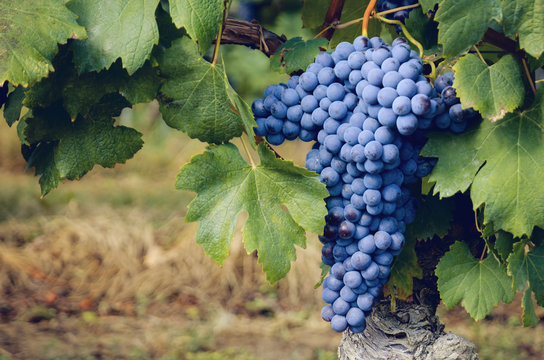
[404,7,438,50]
[422,89,544,237]
[436,241,515,320]
[4,86,25,126]
[388,235,423,299]
[0,0,86,86]
[419,0,441,12]
[23,97,143,196]
[169,0,223,54]
[157,37,244,143]
[24,52,161,119]
[406,194,454,241]
[522,288,540,327]
[507,241,544,304]
[453,54,525,121]
[68,0,160,74]
[175,143,328,283]
[315,263,331,289]
[301,0,330,29]
[270,37,328,74]
[495,230,514,261]
[502,0,544,58]
[435,0,501,57]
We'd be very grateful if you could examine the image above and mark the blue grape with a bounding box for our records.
[411,94,431,115]
[322,305,335,321]
[301,95,319,113]
[392,96,411,115]
[299,72,318,91]
[329,101,348,120]
[396,114,418,135]
[346,307,366,327]
[356,293,374,311]
[287,105,303,122]
[331,315,348,332]
[334,60,352,80]
[367,68,385,86]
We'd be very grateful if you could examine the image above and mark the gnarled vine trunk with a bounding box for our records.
[338,300,478,360]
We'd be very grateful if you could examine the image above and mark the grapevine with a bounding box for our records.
[1,0,544,354]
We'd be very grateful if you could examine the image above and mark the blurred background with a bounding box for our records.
[1,1,543,359]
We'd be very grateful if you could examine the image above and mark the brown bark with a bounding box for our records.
[338,300,478,360]
[216,19,287,57]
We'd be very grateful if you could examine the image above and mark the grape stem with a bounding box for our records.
[362,0,378,37]
[521,57,537,96]
[472,46,487,66]
[374,13,424,58]
[376,3,420,17]
[241,136,256,168]
[212,0,231,65]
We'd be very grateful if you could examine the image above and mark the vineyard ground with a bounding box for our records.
[1,115,543,360]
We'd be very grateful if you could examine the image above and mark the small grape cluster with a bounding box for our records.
[377,0,419,24]
[251,36,467,334]
[430,72,480,133]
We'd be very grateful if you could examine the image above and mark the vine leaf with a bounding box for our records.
[435,0,501,57]
[0,0,87,86]
[422,88,544,237]
[388,235,422,300]
[169,0,223,54]
[522,288,540,327]
[23,97,143,196]
[175,143,328,283]
[404,6,438,50]
[271,37,329,74]
[68,0,160,74]
[157,37,244,143]
[436,241,515,320]
[4,86,26,126]
[24,52,161,120]
[453,54,525,122]
[507,241,544,304]
[502,0,544,58]
[419,0,440,12]
[495,230,514,262]
[406,194,454,241]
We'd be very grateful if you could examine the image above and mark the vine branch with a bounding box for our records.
[214,19,287,57]
[317,0,346,40]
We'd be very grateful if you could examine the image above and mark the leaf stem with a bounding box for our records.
[241,136,256,168]
[375,13,423,58]
[472,46,487,66]
[480,243,487,261]
[362,0,378,37]
[521,57,537,96]
[376,3,420,17]
[212,0,230,65]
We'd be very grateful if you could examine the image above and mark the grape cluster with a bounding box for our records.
[430,72,480,133]
[251,36,458,334]
[377,0,419,25]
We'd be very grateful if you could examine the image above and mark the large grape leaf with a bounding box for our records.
[68,0,160,74]
[435,0,501,57]
[0,0,87,86]
[270,37,329,74]
[422,89,544,237]
[387,235,422,300]
[24,55,161,120]
[175,143,328,283]
[23,97,143,196]
[507,241,544,304]
[301,0,330,29]
[169,0,223,54]
[502,0,544,59]
[453,54,525,122]
[436,241,515,320]
[157,37,244,143]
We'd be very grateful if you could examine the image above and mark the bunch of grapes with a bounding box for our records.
[251,35,469,334]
